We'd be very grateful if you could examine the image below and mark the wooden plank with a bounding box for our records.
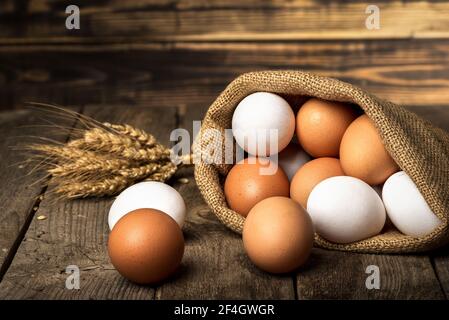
[1,39,449,110]
[434,252,449,299]
[407,106,449,132]
[1,0,449,44]
[296,249,444,299]
[0,105,176,299]
[433,254,449,299]
[0,108,77,278]
[157,105,295,299]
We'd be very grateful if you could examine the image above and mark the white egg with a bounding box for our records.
[307,176,386,244]
[382,171,441,237]
[108,181,186,230]
[277,144,311,181]
[232,92,295,156]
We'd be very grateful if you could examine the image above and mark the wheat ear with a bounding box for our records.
[27,114,184,198]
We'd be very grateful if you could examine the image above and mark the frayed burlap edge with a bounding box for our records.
[193,70,449,254]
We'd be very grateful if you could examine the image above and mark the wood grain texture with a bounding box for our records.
[1,0,449,44]
[0,105,176,299]
[0,108,77,276]
[157,105,295,299]
[433,249,449,299]
[296,249,444,299]
[1,39,449,110]
[407,106,449,132]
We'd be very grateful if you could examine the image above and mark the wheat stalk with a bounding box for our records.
[27,113,183,198]
[56,175,132,198]
[104,123,157,147]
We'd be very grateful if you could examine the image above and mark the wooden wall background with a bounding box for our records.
[0,0,448,110]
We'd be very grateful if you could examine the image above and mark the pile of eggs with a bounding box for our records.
[107,181,186,284]
[104,92,443,284]
[227,92,442,273]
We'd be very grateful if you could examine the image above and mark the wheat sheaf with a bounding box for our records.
[23,104,188,199]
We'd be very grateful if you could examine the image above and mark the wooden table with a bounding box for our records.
[0,104,447,300]
[0,0,449,299]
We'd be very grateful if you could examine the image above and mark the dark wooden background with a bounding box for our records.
[0,0,449,300]
[0,0,449,110]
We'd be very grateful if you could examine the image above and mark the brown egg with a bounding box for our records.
[296,98,358,157]
[224,157,290,217]
[243,196,314,273]
[108,208,184,284]
[290,157,345,208]
[340,115,399,185]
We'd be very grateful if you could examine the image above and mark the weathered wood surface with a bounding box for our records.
[297,249,444,299]
[433,246,449,299]
[0,105,448,299]
[1,39,449,110]
[0,108,78,279]
[1,0,449,43]
[0,105,175,299]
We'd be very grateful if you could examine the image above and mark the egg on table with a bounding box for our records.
[232,92,295,156]
[108,208,185,284]
[382,171,442,237]
[243,196,314,273]
[108,181,186,230]
[307,176,386,244]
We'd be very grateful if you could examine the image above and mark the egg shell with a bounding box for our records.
[340,115,399,185]
[243,196,314,274]
[232,92,295,156]
[307,176,386,244]
[290,157,345,208]
[108,181,186,230]
[277,143,311,181]
[224,157,290,217]
[382,171,442,237]
[108,208,184,284]
[296,98,358,157]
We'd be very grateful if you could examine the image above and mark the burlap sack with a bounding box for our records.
[193,70,449,254]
